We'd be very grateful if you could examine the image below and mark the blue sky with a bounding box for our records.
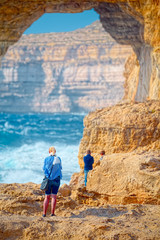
[24,9,99,34]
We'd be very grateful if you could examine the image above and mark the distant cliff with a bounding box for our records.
[0,21,132,113]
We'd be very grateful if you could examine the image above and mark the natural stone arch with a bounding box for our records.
[0,0,160,101]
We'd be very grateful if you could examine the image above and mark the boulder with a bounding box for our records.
[86,151,160,204]
[59,183,71,197]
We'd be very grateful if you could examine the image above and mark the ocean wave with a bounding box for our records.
[0,141,80,184]
[0,113,83,184]
[4,121,14,130]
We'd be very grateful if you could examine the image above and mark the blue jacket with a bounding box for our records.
[83,154,94,171]
[43,155,62,180]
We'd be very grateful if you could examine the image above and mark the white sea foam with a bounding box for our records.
[0,141,80,185]
[4,121,14,130]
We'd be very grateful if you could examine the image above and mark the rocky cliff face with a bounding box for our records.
[0,0,159,103]
[79,100,160,165]
[0,2,160,238]
[0,21,132,113]
[76,100,160,205]
[0,101,160,240]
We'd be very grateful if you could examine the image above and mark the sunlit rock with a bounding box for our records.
[0,182,160,239]
[0,0,159,102]
[59,183,71,197]
[0,21,132,113]
[79,100,160,167]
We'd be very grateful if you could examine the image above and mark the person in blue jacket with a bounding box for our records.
[42,146,62,217]
[83,150,94,186]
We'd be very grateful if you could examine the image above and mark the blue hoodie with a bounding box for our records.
[83,154,94,171]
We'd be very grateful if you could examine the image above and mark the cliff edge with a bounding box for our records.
[0,101,160,239]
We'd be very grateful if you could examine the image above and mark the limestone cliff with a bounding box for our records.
[0,21,132,113]
[0,1,160,238]
[0,102,159,238]
[79,100,160,165]
[76,100,160,205]
[0,0,159,102]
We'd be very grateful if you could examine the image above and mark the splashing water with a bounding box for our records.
[0,113,85,185]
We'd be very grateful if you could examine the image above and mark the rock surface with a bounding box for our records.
[0,1,160,238]
[0,0,159,102]
[76,101,160,205]
[0,102,160,239]
[0,182,160,240]
[79,100,160,167]
[83,151,160,205]
[0,21,132,113]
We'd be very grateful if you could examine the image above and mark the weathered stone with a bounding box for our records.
[59,183,71,197]
[69,170,85,190]
[78,100,160,168]
[94,1,160,101]
[123,52,140,101]
[0,182,160,239]
[85,151,160,205]
[0,21,132,113]
[0,0,159,102]
[75,100,160,206]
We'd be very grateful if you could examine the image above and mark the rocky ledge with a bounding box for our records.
[79,100,160,164]
[0,182,160,240]
[76,100,160,205]
[0,101,160,239]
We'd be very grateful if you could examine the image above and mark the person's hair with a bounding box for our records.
[49,146,56,155]
[100,150,105,155]
[87,150,91,155]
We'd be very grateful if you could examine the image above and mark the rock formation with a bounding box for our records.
[0,101,159,239]
[77,100,160,204]
[0,21,132,113]
[0,0,159,102]
[79,151,160,204]
[79,100,160,165]
[0,1,160,238]
[0,182,160,239]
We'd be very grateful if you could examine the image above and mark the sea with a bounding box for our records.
[0,113,85,185]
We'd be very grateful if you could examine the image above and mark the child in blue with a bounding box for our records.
[83,150,94,186]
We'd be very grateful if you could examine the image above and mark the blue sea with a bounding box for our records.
[0,113,85,185]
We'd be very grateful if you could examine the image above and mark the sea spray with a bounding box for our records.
[0,113,84,184]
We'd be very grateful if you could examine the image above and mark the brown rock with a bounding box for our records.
[123,52,140,102]
[1,0,159,102]
[78,100,160,168]
[85,150,160,205]
[69,171,85,190]
[0,182,160,239]
[59,183,71,197]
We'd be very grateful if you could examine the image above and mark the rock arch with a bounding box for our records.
[0,0,160,101]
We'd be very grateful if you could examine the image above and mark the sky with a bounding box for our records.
[24,9,99,34]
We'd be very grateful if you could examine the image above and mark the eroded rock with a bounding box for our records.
[79,100,160,168]
[0,0,159,101]
[0,21,132,113]
[59,184,71,197]
[86,151,160,205]
[0,183,160,240]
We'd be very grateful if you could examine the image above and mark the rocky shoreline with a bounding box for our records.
[0,101,160,239]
